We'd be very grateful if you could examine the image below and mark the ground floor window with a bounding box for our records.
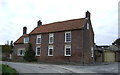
[17,48,25,56]
[36,46,41,56]
[64,45,71,56]
[48,45,53,56]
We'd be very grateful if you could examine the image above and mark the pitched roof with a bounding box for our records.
[14,34,29,44]
[30,18,87,35]
[14,18,87,44]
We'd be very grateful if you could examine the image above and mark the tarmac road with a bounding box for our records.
[1,61,119,74]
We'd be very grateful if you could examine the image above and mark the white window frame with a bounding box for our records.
[64,45,71,56]
[24,37,29,43]
[87,23,89,30]
[49,33,54,44]
[36,35,41,44]
[48,45,53,56]
[17,48,25,56]
[65,31,71,43]
[91,47,94,57]
[36,46,41,56]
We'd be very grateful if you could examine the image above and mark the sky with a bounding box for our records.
[0,0,119,45]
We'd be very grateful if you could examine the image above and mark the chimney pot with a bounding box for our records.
[37,20,42,27]
[85,11,91,19]
[23,26,27,35]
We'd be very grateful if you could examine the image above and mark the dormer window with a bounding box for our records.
[24,37,29,43]
[87,23,89,30]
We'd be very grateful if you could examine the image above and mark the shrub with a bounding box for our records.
[23,43,37,62]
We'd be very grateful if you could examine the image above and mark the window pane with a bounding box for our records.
[36,35,41,44]
[20,50,22,55]
[65,45,71,56]
[24,37,29,43]
[37,38,41,43]
[49,33,54,44]
[49,49,53,55]
[36,47,40,55]
[65,32,71,42]
[50,37,53,43]
[48,46,53,56]
[66,48,70,55]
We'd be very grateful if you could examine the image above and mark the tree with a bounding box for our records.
[113,38,120,46]
[23,43,37,62]
[10,41,14,53]
[2,45,11,53]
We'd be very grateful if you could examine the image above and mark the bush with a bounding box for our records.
[2,57,8,61]
[23,43,37,62]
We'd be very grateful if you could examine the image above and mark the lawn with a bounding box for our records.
[1,64,18,75]
[0,64,1,74]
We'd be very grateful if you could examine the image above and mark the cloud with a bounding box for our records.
[0,0,119,45]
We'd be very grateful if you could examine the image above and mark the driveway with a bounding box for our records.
[2,61,119,74]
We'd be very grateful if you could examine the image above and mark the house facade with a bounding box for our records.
[13,11,95,63]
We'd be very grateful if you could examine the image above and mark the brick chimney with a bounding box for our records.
[37,20,42,27]
[23,26,27,35]
[85,11,91,19]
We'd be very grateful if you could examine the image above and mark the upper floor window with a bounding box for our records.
[24,37,29,43]
[17,48,25,56]
[36,35,41,44]
[49,33,54,44]
[64,45,71,56]
[48,45,53,56]
[36,46,41,56]
[65,31,71,42]
[87,23,89,30]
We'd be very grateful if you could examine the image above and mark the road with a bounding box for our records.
[1,61,119,74]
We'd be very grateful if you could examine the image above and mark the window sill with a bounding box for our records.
[64,55,71,56]
[48,55,53,56]
[17,55,24,56]
[24,42,29,44]
[36,43,41,44]
[36,55,40,56]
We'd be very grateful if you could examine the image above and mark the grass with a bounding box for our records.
[0,64,2,74]
[1,64,18,75]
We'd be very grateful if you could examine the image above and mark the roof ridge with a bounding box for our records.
[42,18,85,26]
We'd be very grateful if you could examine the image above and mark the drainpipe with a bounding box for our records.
[82,28,84,65]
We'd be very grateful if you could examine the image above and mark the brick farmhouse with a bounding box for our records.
[13,11,95,63]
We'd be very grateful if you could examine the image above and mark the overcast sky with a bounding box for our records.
[0,0,119,45]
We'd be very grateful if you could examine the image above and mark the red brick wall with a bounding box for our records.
[29,30,84,62]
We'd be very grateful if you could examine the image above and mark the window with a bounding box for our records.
[65,31,71,42]
[91,47,94,57]
[64,45,71,56]
[17,48,25,56]
[87,23,89,30]
[49,33,54,44]
[24,37,29,43]
[48,46,53,56]
[36,35,41,44]
[36,46,41,56]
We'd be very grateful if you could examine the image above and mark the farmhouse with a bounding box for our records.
[13,11,95,63]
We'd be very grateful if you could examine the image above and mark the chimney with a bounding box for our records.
[23,26,27,35]
[85,11,91,19]
[37,20,42,27]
